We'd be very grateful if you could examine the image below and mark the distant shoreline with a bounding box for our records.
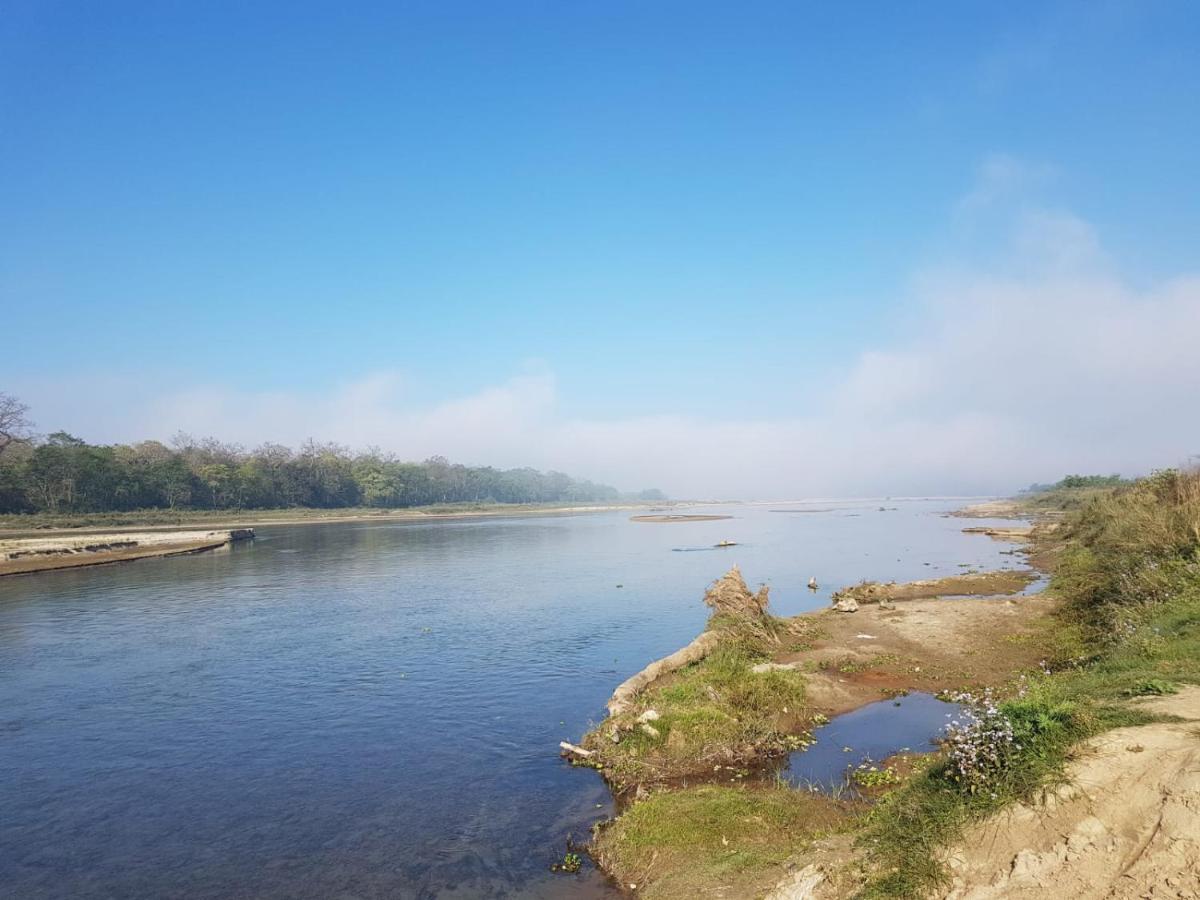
[0,501,690,540]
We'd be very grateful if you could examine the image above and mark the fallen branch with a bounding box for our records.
[606,630,724,716]
[559,741,595,759]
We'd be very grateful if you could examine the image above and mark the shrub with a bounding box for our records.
[941,689,1076,796]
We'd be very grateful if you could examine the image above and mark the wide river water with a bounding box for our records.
[0,500,1023,898]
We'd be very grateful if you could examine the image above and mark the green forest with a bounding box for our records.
[0,394,644,514]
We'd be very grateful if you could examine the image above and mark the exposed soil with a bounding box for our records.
[778,590,1058,717]
[942,687,1200,900]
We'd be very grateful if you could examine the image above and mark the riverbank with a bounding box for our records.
[0,529,254,577]
[569,552,1057,898]
[563,491,1056,896]
[571,474,1200,898]
[0,501,672,539]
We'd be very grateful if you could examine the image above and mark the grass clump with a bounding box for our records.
[586,634,809,787]
[593,784,848,900]
[550,852,583,874]
[1124,678,1179,697]
[579,567,815,788]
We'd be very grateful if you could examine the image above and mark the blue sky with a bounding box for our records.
[3,1,1199,495]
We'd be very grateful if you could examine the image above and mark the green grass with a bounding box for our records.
[1016,484,1126,515]
[593,784,847,900]
[583,629,810,787]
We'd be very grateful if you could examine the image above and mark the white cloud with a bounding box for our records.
[956,154,1057,217]
[13,162,1200,498]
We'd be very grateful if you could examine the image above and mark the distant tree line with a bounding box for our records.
[1022,473,1128,493]
[0,394,647,514]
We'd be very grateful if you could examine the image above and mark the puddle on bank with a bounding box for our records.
[781,692,965,790]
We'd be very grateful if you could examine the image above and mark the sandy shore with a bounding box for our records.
[0,529,253,577]
[950,499,1027,518]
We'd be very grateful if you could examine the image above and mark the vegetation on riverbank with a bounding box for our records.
[581,471,1200,898]
[578,569,816,790]
[856,468,1200,897]
[1005,473,1134,518]
[592,784,850,897]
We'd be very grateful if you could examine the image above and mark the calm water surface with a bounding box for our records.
[782,692,966,790]
[0,500,1022,898]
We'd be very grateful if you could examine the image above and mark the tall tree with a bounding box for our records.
[0,392,33,457]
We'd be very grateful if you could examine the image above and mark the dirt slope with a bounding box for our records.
[942,687,1200,899]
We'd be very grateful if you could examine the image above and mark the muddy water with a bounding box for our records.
[0,500,1023,898]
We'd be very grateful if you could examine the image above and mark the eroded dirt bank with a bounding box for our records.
[942,687,1200,900]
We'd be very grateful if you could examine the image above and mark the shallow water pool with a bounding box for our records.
[782,692,966,790]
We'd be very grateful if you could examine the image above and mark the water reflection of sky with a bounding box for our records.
[0,498,1025,898]
[782,692,966,790]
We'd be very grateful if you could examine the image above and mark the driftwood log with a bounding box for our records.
[604,566,770,717]
[606,630,724,716]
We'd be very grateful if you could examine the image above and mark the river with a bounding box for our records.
[0,499,1022,898]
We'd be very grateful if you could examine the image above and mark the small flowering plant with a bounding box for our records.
[941,689,1018,794]
[940,687,1075,796]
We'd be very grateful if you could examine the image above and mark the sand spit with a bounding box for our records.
[950,500,1027,519]
[0,529,254,577]
[0,503,652,540]
[961,525,1035,540]
[830,570,1038,606]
